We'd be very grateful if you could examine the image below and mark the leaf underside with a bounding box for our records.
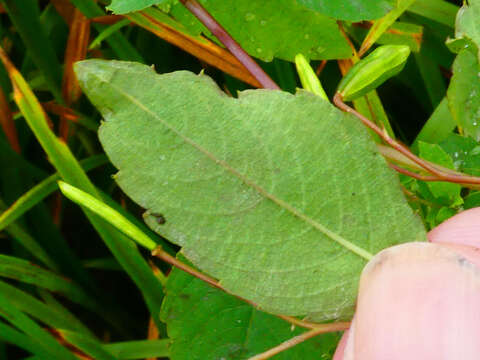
[76,60,426,321]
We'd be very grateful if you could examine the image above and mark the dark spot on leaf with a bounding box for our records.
[352,192,356,196]
[151,213,166,225]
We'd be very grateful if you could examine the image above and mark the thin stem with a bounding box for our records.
[179,0,280,90]
[333,93,480,185]
[151,247,346,330]
[248,324,348,360]
[388,164,442,181]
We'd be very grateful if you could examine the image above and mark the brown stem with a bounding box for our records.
[248,324,348,360]
[179,0,280,90]
[333,93,480,185]
[152,247,345,330]
[388,164,442,181]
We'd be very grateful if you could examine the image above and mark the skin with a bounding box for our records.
[333,207,480,360]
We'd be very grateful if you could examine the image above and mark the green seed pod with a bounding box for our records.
[337,45,411,101]
[295,54,328,100]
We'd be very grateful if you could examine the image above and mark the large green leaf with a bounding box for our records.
[447,50,480,141]
[295,0,393,21]
[108,0,351,61]
[161,262,339,359]
[76,60,426,321]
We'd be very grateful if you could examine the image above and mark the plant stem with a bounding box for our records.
[179,0,280,90]
[151,247,347,331]
[333,93,480,186]
[248,324,348,360]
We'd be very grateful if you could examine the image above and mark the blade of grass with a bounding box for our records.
[60,8,91,139]
[58,182,158,252]
[0,200,58,270]
[0,322,55,359]
[0,254,101,313]
[59,330,118,360]
[359,0,416,56]
[104,339,170,359]
[68,0,143,62]
[1,0,62,102]
[0,280,93,336]
[408,0,458,28]
[413,97,456,146]
[414,50,446,109]
[0,46,165,328]
[89,18,130,49]
[0,154,108,232]
[0,292,77,360]
[128,8,261,88]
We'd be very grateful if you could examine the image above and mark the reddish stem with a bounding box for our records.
[333,93,480,185]
[179,0,280,90]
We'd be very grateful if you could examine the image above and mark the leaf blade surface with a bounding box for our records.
[76,60,426,320]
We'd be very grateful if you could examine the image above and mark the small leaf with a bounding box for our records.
[76,60,426,321]
[447,50,480,141]
[418,142,462,206]
[452,0,480,62]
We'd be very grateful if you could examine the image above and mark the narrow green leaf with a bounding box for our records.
[295,54,328,100]
[414,50,446,109]
[360,0,416,54]
[0,281,93,337]
[413,97,456,146]
[108,0,172,14]
[104,339,170,359]
[408,0,458,28]
[2,49,164,328]
[0,292,77,360]
[0,199,58,270]
[0,255,100,312]
[89,19,131,50]
[59,331,118,360]
[58,181,158,251]
[0,155,108,232]
[0,322,53,359]
[76,60,426,321]
[1,0,62,101]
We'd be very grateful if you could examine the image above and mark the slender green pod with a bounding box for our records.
[337,45,411,101]
[294,54,328,100]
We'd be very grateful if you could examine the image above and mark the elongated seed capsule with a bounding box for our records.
[337,45,411,101]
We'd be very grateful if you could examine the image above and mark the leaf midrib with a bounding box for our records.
[96,72,373,261]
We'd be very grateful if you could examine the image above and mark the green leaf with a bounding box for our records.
[464,191,480,209]
[447,50,480,141]
[294,0,393,21]
[462,145,480,176]
[167,0,352,61]
[413,98,456,147]
[418,142,462,206]
[108,0,174,14]
[453,0,480,61]
[77,60,426,321]
[104,339,170,359]
[161,263,339,359]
